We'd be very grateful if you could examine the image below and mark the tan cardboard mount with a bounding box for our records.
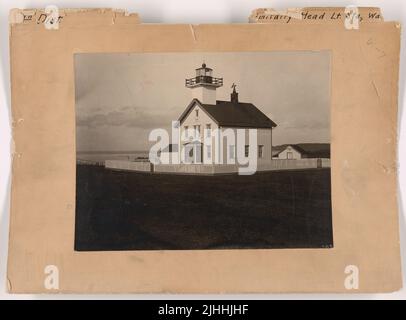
[7,7,402,293]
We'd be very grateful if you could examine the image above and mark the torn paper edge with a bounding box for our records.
[9,8,140,26]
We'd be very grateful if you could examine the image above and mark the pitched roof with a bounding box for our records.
[179,99,277,129]
[272,144,301,156]
[274,143,330,158]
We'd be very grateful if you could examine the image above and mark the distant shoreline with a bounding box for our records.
[77,151,149,162]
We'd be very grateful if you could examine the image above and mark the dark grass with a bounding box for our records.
[75,165,333,251]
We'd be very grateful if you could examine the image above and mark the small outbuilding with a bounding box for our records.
[273,143,330,159]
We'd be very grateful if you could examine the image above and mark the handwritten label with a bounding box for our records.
[251,8,382,24]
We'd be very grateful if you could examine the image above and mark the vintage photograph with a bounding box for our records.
[74,51,333,251]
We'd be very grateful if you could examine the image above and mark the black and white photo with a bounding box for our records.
[74,51,333,251]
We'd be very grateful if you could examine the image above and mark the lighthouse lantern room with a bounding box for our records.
[185,63,223,105]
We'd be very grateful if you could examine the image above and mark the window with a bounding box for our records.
[258,145,264,158]
[245,145,249,157]
[184,126,188,137]
[195,109,199,118]
[206,124,211,137]
[287,152,293,160]
[229,145,235,159]
[206,145,211,159]
[194,125,200,137]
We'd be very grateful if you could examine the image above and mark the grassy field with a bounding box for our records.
[75,165,333,251]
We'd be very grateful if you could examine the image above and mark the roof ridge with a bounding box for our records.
[180,98,277,128]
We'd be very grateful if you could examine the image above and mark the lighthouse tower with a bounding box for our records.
[185,63,223,105]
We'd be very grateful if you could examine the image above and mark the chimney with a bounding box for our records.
[231,83,238,103]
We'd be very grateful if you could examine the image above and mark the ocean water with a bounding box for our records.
[77,151,149,162]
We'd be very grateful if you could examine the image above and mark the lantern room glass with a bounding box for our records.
[196,67,212,77]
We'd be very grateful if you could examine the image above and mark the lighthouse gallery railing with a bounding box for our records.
[185,76,223,87]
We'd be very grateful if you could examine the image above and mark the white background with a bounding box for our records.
[0,0,405,300]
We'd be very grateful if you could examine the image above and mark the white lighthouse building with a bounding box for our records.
[160,63,277,167]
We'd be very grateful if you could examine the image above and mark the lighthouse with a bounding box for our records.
[185,63,223,105]
[156,62,277,167]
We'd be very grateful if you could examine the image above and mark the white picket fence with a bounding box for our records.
[104,159,330,174]
[105,160,152,172]
[263,158,331,170]
[154,163,239,174]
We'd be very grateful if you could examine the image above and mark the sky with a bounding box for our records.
[75,51,331,152]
